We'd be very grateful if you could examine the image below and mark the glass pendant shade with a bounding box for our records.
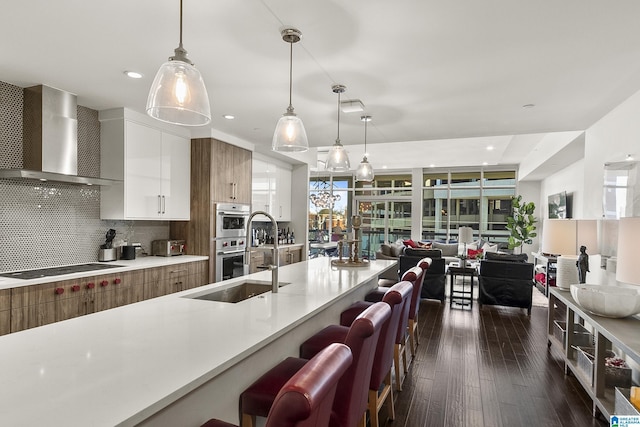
[146,58,211,126]
[326,140,350,171]
[355,156,374,181]
[355,114,374,181]
[273,28,308,152]
[272,108,309,151]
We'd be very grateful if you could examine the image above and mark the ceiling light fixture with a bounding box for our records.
[124,71,143,79]
[272,28,308,152]
[340,99,365,113]
[146,0,211,126]
[223,114,235,120]
[355,115,374,182]
[626,154,634,161]
[486,145,494,151]
[325,84,350,172]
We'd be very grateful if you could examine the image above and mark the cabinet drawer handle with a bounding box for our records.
[158,195,162,214]
[162,195,166,214]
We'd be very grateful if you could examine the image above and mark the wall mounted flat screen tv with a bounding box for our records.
[548,191,572,218]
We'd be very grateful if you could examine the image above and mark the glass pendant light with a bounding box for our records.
[272,28,309,152]
[146,0,211,126]
[355,115,375,182]
[325,84,350,172]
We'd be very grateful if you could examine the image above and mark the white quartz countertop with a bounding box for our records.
[0,257,395,427]
[0,255,209,290]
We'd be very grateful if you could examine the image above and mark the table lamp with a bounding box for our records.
[541,219,598,289]
[616,217,640,286]
[458,226,474,261]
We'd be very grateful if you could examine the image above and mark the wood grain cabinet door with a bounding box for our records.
[11,282,61,332]
[0,289,11,336]
[187,260,208,289]
[167,265,189,293]
[143,267,171,300]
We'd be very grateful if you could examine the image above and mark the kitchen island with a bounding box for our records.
[0,257,395,426]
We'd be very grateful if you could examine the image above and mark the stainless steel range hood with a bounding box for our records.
[0,85,120,186]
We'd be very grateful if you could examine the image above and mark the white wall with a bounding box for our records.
[540,159,585,219]
[584,88,640,218]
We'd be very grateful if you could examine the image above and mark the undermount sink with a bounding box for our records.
[188,280,291,303]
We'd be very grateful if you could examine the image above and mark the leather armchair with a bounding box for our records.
[399,249,446,303]
[478,259,534,315]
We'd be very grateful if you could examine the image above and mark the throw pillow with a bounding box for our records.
[390,243,405,258]
[403,239,418,248]
[432,241,458,257]
[482,242,499,253]
[467,248,483,259]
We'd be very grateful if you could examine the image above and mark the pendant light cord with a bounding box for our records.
[178,0,184,48]
[364,118,368,153]
[336,91,341,141]
[288,41,293,109]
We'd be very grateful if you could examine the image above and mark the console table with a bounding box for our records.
[548,287,640,419]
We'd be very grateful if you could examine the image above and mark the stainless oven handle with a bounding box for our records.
[217,250,245,255]
[217,211,248,216]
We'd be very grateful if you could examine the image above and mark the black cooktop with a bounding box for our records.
[0,263,124,280]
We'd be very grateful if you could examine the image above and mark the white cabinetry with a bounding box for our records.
[252,157,292,221]
[99,108,191,220]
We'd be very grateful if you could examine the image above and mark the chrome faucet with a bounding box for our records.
[244,210,279,293]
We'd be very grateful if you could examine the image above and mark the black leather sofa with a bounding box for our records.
[399,248,446,303]
[478,252,534,315]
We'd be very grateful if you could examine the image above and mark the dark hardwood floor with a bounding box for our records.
[383,294,608,427]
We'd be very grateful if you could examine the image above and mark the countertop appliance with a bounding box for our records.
[152,240,186,257]
[0,263,123,280]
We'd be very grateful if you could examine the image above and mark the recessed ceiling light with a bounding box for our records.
[626,154,634,161]
[124,70,143,79]
[382,165,388,169]
[223,114,235,120]
[522,103,535,109]
[482,162,488,166]
[486,145,494,151]
[429,164,435,168]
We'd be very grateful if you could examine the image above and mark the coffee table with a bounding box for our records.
[447,265,478,308]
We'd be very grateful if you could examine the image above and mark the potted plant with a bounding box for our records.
[506,195,537,254]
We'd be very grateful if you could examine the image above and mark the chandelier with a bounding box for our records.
[309,180,341,209]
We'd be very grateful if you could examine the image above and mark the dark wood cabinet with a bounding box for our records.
[7,260,206,334]
[171,138,252,283]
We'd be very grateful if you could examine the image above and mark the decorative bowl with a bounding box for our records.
[570,284,640,318]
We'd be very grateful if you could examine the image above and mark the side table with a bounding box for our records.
[448,265,478,308]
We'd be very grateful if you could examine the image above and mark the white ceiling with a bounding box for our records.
[3,0,640,174]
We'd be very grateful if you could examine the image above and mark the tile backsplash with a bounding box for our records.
[0,80,169,272]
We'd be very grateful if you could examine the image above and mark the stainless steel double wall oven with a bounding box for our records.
[215,203,250,282]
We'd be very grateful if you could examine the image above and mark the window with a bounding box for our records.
[422,169,516,242]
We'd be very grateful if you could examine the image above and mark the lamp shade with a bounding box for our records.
[616,217,640,285]
[326,141,350,172]
[458,226,473,244]
[355,157,374,182]
[272,111,309,152]
[541,219,598,256]
[146,59,211,126]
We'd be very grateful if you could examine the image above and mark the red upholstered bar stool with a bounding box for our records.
[201,343,352,427]
[366,258,430,361]
[240,302,391,427]
[302,281,412,427]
